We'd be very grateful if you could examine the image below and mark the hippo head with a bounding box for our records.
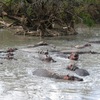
[84,43,91,47]
[73,52,79,60]
[68,52,79,60]
[67,64,73,70]
[63,75,83,81]
[7,48,18,52]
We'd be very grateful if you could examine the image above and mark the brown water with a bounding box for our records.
[0,27,100,100]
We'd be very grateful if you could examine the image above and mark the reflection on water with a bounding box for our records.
[0,29,41,49]
[0,27,100,100]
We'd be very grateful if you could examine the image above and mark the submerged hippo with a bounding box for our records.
[68,52,79,61]
[67,64,89,76]
[33,69,83,81]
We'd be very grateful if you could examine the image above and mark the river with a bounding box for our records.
[0,27,100,100]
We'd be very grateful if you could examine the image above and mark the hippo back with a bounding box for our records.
[33,69,52,77]
[75,68,89,76]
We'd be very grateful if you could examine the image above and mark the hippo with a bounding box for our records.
[33,41,48,47]
[68,52,79,61]
[40,56,56,62]
[38,50,56,62]
[75,69,89,76]
[33,69,83,81]
[6,48,18,52]
[67,64,89,76]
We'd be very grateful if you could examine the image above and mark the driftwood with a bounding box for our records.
[61,50,100,54]
[0,20,13,27]
[50,50,100,54]
[74,44,91,49]
[27,41,49,48]
[89,41,100,44]
[27,41,55,48]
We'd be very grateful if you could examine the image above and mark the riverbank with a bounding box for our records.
[0,18,77,37]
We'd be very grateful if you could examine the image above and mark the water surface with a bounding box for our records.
[0,27,100,100]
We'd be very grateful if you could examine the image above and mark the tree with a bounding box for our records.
[0,0,100,36]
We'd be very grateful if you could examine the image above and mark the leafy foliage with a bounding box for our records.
[80,12,95,27]
[1,0,100,28]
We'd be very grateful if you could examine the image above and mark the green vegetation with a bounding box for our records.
[0,0,100,36]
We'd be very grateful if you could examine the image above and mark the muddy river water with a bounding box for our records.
[0,27,100,100]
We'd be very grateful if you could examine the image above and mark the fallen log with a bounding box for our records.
[0,20,13,27]
[61,50,100,54]
[50,49,100,54]
[88,40,100,44]
[27,41,48,48]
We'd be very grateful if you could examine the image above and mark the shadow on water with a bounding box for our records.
[0,27,100,100]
